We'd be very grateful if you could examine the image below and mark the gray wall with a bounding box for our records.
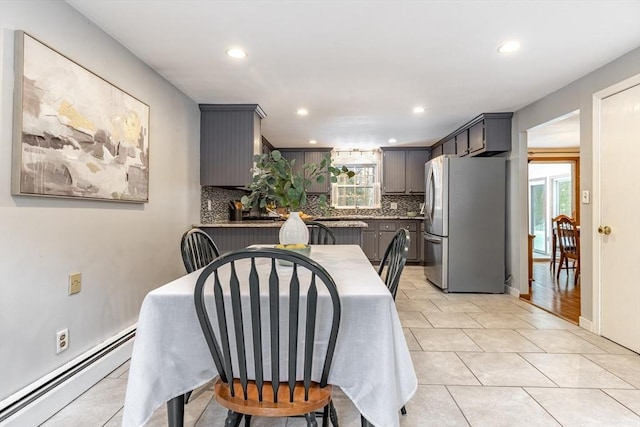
[0,0,201,399]
[507,47,640,321]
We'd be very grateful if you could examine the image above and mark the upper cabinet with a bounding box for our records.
[200,104,266,187]
[382,148,431,195]
[279,148,333,194]
[430,112,513,158]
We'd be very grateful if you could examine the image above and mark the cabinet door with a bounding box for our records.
[431,144,443,158]
[405,149,430,194]
[362,231,378,261]
[378,231,397,260]
[382,150,406,194]
[455,130,469,157]
[469,121,485,153]
[304,151,331,194]
[398,222,419,261]
[443,138,456,155]
[280,150,305,176]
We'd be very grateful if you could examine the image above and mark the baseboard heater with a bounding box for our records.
[0,329,136,423]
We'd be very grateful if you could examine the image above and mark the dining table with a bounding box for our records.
[122,244,417,427]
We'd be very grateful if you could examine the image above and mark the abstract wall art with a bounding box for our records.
[12,31,150,203]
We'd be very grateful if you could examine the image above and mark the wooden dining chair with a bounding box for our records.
[306,221,336,245]
[193,247,341,427]
[555,216,580,286]
[549,214,572,273]
[377,228,410,300]
[181,228,221,273]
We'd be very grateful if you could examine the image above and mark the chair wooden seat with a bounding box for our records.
[215,379,332,417]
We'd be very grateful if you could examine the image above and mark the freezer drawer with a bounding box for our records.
[423,233,447,290]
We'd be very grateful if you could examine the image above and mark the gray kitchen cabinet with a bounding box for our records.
[200,104,266,186]
[382,148,430,195]
[382,150,406,194]
[405,149,431,194]
[280,149,332,194]
[398,221,419,261]
[455,130,469,157]
[360,219,422,263]
[443,138,456,155]
[362,224,378,261]
[431,144,443,158]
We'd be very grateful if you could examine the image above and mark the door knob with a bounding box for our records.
[598,225,612,235]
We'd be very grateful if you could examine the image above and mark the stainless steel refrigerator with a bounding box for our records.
[423,155,506,293]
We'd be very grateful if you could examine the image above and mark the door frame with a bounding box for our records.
[591,73,640,335]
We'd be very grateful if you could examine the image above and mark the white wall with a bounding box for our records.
[0,0,201,400]
[507,47,640,321]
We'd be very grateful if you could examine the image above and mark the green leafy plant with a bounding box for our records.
[241,150,354,212]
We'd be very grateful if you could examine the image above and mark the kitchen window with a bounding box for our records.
[331,150,381,209]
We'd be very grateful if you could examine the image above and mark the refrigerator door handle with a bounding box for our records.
[424,234,442,244]
[427,168,436,224]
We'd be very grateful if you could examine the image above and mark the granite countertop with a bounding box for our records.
[315,215,425,221]
[196,220,369,228]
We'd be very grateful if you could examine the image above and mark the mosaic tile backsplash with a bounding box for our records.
[201,186,424,222]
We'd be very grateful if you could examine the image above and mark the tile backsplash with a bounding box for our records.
[201,186,423,222]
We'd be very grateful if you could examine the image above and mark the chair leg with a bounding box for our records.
[244,415,252,427]
[556,253,565,281]
[322,405,329,427]
[184,390,192,404]
[305,411,318,427]
[329,401,339,427]
[401,405,407,415]
[225,410,242,427]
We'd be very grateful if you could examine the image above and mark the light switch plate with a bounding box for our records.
[582,190,590,204]
[69,273,81,295]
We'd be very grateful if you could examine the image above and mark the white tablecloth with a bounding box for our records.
[122,245,417,427]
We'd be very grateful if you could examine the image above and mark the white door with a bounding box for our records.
[599,83,640,353]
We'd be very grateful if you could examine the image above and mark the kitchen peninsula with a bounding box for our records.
[197,220,368,253]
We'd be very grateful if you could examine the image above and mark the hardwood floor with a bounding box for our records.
[521,260,581,324]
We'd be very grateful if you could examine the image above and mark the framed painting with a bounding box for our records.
[12,31,150,203]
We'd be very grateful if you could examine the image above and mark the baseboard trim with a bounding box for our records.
[579,316,594,332]
[0,326,135,427]
[505,284,521,296]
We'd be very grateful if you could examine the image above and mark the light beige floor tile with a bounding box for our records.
[603,389,640,416]
[197,398,286,427]
[471,301,531,315]
[441,293,490,302]
[41,378,126,427]
[403,289,447,300]
[463,329,543,353]
[448,386,559,426]
[399,385,469,426]
[517,329,609,353]
[424,312,483,329]
[467,312,536,329]
[521,353,635,388]
[395,299,442,313]
[584,354,640,388]
[147,383,214,427]
[569,328,637,354]
[404,327,422,350]
[431,300,483,313]
[457,352,555,387]
[106,360,131,379]
[410,351,480,385]
[411,329,481,352]
[517,313,580,329]
[526,387,640,427]
[398,311,432,328]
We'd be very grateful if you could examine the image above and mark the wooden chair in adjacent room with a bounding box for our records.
[193,247,341,427]
[180,228,221,273]
[555,216,580,286]
[306,221,336,245]
[549,214,572,273]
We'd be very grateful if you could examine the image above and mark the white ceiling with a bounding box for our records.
[66,0,640,149]
[528,111,581,149]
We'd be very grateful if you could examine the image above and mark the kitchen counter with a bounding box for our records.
[315,215,424,221]
[195,220,368,228]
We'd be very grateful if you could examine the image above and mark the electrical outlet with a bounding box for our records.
[582,190,590,204]
[390,202,398,210]
[56,329,69,354]
[69,273,81,295]
[207,200,212,211]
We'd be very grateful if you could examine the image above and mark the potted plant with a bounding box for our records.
[241,150,354,244]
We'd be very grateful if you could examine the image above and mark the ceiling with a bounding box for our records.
[528,111,580,149]
[65,0,640,149]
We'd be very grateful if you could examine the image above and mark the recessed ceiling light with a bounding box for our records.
[413,106,425,114]
[225,48,247,59]
[309,139,317,144]
[388,138,397,143]
[297,108,309,116]
[497,41,520,54]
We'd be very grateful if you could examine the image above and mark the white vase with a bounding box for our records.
[279,211,309,245]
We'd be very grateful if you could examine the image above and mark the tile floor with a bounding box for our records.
[41,267,640,426]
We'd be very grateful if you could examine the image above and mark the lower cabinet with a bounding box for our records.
[361,220,421,263]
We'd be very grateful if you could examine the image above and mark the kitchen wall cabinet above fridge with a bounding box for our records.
[381,148,431,195]
[200,104,266,187]
[430,112,513,158]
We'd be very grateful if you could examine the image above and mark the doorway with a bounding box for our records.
[522,111,581,323]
